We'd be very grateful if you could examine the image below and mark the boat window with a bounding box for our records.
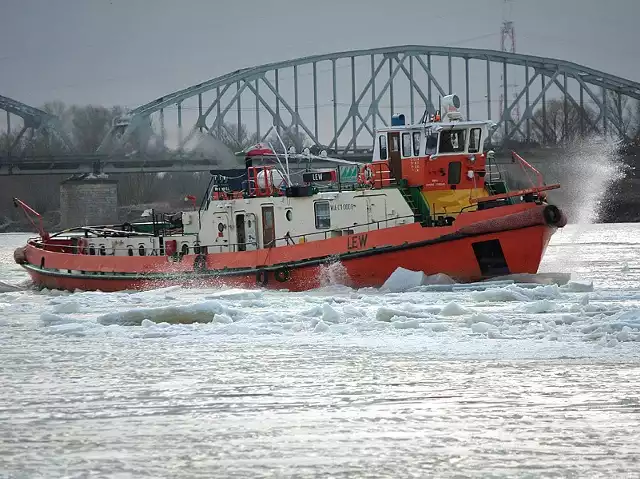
[402,133,412,157]
[390,134,399,152]
[412,132,421,156]
[448,161,462,185]
[469,128,482,153]
[439,129,466,153]
[426,133,438,155]
[314,201,331,229]
[379,135,388,160]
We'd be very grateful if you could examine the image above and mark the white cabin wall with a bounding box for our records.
[195,189,414,251]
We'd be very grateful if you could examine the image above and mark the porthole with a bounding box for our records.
[99,245,106,256]
[138,245,146,256]
[181,244,189,255]
[89,245,96,256]
[286,210,293,221]
[128,247,134,257]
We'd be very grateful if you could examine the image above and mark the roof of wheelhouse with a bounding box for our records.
[374,120,494,133]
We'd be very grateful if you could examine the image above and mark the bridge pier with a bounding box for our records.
[60,178,118,228]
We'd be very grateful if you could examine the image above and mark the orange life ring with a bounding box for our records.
[357,164,375,187]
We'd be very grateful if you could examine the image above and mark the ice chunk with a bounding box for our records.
[465,313,497,326]
[520,300,556,314]
[97,301,224,326]
[392,318,422,329]
[440,302,469,316]
[313,320,330,333]
[563,280,594,292]
[422,273,456,285]
[40,312,69,326]
[376,307,434,322]
[322,303,341,323]
[471,322,497,334]
[471,287,530,302]
[381,267,426,293]
[45,323,86,336]
[52,301,81,314]
[212,313,234,324]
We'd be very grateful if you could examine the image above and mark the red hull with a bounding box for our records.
[20,209,557,292]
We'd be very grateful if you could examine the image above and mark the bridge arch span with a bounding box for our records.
[94,45,640,154]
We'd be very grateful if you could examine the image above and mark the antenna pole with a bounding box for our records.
[500,0,520,135]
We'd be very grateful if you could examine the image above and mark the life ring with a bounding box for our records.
[274,267,291,282]
[193,254,207,273]
[357,164,375,187]
[256,270,268,286]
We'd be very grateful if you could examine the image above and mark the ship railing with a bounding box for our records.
[29,213,418,257]
[511,151,545,188]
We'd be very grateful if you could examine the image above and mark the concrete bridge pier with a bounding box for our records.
[59,178,118,228]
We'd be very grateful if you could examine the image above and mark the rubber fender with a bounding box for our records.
[543,205,566,227]
[13,247,26,264]
[193,254,207,272]
[256,270,268,286]
[274,267,291,282]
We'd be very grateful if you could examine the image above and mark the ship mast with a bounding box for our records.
[499,0,521,137]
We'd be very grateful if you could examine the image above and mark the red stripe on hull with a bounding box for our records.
[23,224,554,293]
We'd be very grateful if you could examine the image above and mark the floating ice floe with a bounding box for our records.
[96,300,229,326]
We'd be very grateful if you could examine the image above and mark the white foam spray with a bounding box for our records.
[559,136,625,228]
[540,135,625,279]
[318,260,350,287]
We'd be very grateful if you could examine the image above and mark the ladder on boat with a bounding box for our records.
[398,182,430,224]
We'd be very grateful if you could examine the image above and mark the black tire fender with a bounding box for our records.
[193,254,207,272]
[274,267,291,282]
[543,204,562,226]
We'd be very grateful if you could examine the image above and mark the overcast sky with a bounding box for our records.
[1,0,639,111]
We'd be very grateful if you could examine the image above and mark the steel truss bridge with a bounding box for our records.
[2,45,640,175]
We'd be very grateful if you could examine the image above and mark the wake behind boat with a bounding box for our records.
[13,94,567,292]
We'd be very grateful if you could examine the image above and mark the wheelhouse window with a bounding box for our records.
[412,132,421,156]
[402,133,412,157]
[314,201,331,229]
[438,129,467,154]
[379,135,388,160]
[390,134,399,152]
[425,132,438,155]
[448,161,462,185]
[469,128,482,153]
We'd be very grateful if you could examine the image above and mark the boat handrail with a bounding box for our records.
[28,213,419,255]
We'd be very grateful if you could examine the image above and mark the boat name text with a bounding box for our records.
[330,203,356,211]
[347,233,368,251]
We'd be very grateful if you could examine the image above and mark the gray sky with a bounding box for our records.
[1,0,639,111]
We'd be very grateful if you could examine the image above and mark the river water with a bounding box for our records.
[1,224,640,478]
